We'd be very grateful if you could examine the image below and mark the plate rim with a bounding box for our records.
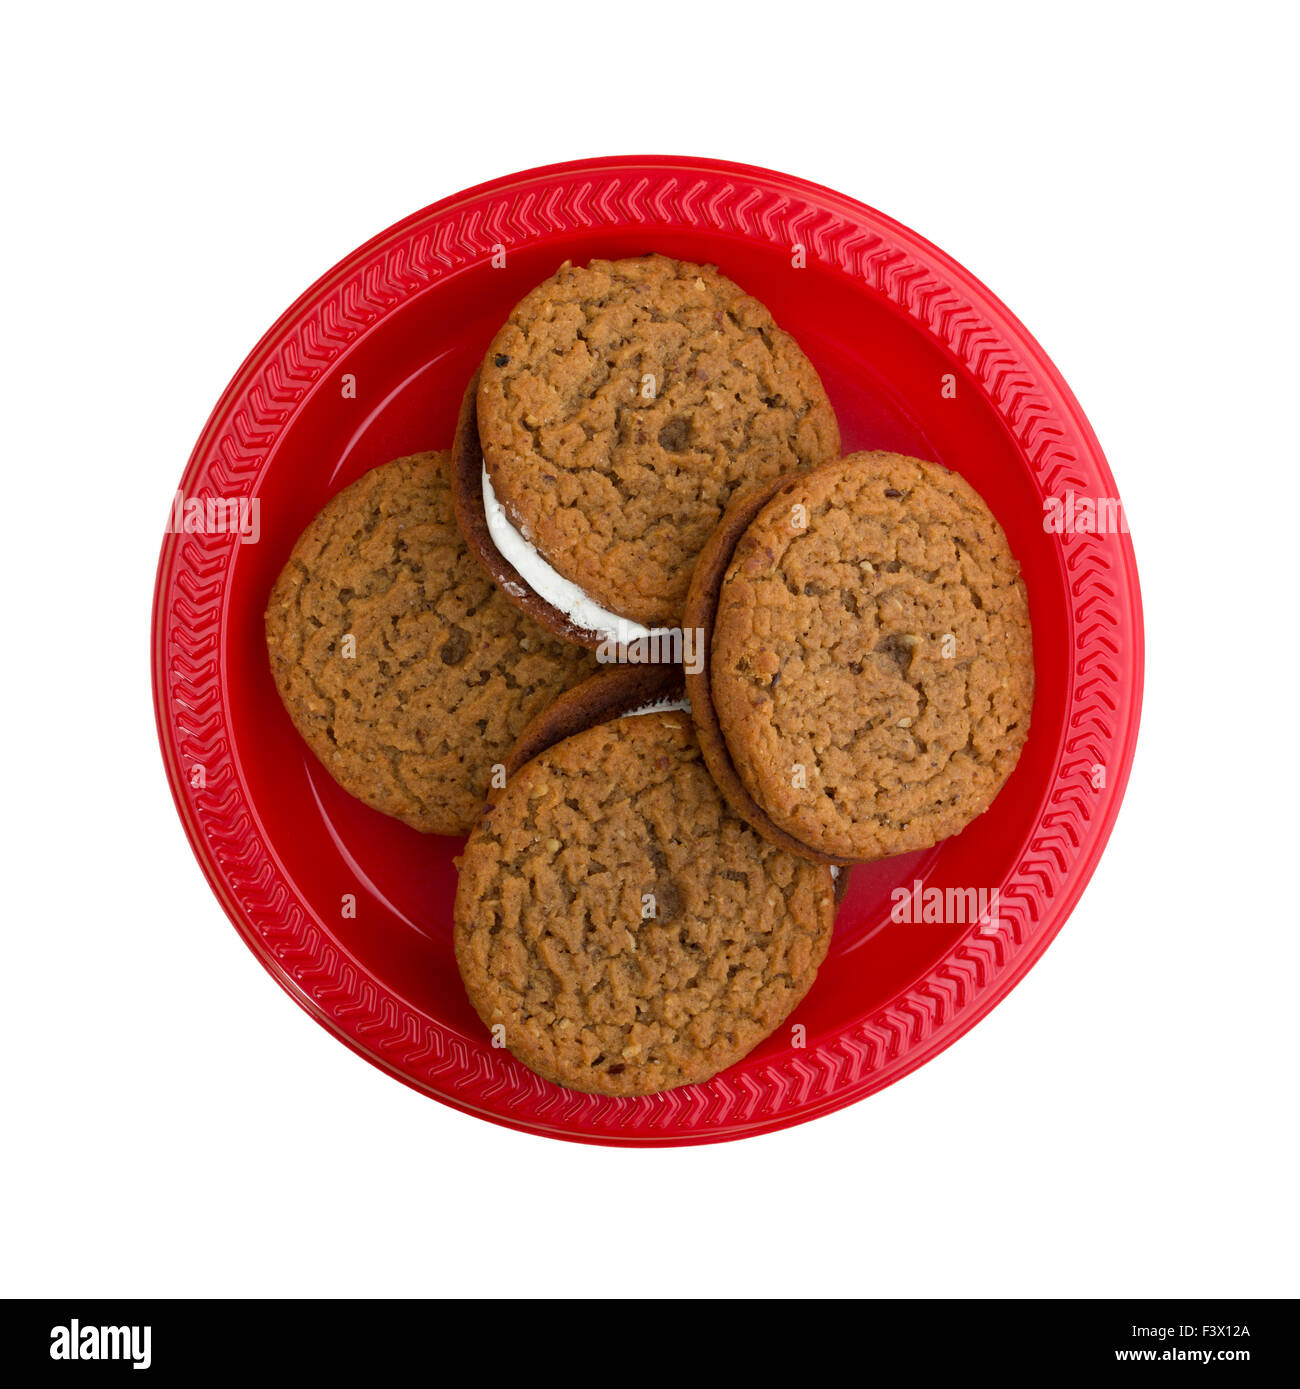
[152,154,1144,1145]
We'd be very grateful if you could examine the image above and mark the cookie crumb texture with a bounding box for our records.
[478,255,840,627]
[265,451,599,834]
[711,452,1034,861]
[454,715,834,1095]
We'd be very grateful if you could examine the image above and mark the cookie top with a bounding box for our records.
[454,713,835,1095]
[476,254,840,628]
[708,452,1034,861]
[265,451,599,834]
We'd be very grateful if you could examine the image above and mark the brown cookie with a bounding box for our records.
[474,254,840,631]
[454,708,836,1096]
[700,452,1034,862]
[265,450,600,834]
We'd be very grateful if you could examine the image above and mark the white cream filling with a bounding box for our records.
[481,462,675,645]
[618,697,691,719]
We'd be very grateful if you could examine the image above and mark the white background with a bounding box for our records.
[3,2,1295,1299]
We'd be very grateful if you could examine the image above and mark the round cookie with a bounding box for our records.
[264,450,600,834]
[454,709,836,1096]
[475,253,841,631]
[702,451,1034,862]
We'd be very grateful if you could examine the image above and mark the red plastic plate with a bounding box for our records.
[153,156,1143,1144]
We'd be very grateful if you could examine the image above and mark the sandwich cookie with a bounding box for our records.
[265,450,599,835]
[684,452,1034,863]
[453,669,836,1096]
[452,253,840,648]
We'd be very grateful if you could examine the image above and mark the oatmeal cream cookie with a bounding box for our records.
[473,254,840,632]
[454,708,836,1095]
[698,451,1034,862]
[265,450,599,834]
